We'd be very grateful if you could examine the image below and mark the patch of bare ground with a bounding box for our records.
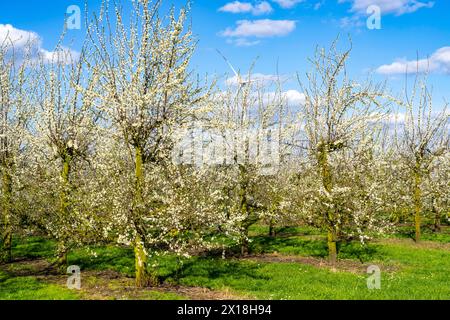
[160,284,250,300]
[0,258,54,276]
[377,238,450,251]
[239,253,399,274]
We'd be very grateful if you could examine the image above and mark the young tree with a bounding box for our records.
[30,43,99,272]
[207,76,294,255]
[396,73,449,242]
[424,154,450,232]
[88,0,211,286]
[0,37,33,262]
[297,40,389,262]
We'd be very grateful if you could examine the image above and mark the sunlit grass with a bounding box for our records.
[0,271,80,300]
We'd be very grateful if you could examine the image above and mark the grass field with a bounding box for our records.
[1,226,450,300]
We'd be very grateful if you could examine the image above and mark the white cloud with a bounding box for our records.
[219,1,273,15]
[257,89,306,107]
[0,23,40,47]
[0,24,79,65]
[226,38,261,47]
[384,112,407,124]
[214,88,305,108]
[314,1,324,10]
[338,0,434,16]
[272,0,305,9]
[339,15,365,28]
[253,2,274,14]
[224,76,305,106]
[219,1,253,13]
[226,73,281,86]
[376,47,450,75]
[283,90,306,106]
[221,19,296,38]
[40,47,80,65]
[250,89,306,107]
[381,111,449,125]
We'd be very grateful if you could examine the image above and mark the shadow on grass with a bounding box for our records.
[68,244,268,288]
[337,242,381,263]
[69,246,135,277]
[158,256,269,292]
[11,237,56,260]
[201,232,383,265]
[250,235,329,258]
[395,225,450,243]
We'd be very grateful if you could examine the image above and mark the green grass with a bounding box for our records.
[2,225,450,300]
[10,236,56,260]
[175,259,373,299]
[394,225,450,243]
[0,271,80,300]
[68,246,136,277]
[161,241,450,299]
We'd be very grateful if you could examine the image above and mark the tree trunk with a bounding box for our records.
[134,235,152,287]
[1,168,12,263]
[133,146,154,287]
[239,165,250,256]
[433,203,441,233]
[269,219,276,237]
[318,143,337,263]
[240,229,249,256]
[60,154,71,213]
[413,164,422,243]
[55,243,68,274]
[55,153,71,273]
[327,229,337,264]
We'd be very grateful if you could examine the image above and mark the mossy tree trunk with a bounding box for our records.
[55,152,71,273]
[433,204,441,233]
[413,160,422,243]
[239,164,250,256]
[1,167,12,263]
[55,243,68,273]
[268,218,276,237]
[240,228,249,256]
[133,146,157,287]
[317,143,337,263]
[326,229,338,264]
[134,234,152,287]
[240,193,250,256]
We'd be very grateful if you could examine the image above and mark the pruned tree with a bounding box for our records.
[297,39,389,263]
[0,36,33,262]
[87,0,211,286]
[30,42,99,272]
[207,74,295,255]
[396,72,449,242]
[424,153,450,232]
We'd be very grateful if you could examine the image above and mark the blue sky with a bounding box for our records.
[1,0,449,109]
